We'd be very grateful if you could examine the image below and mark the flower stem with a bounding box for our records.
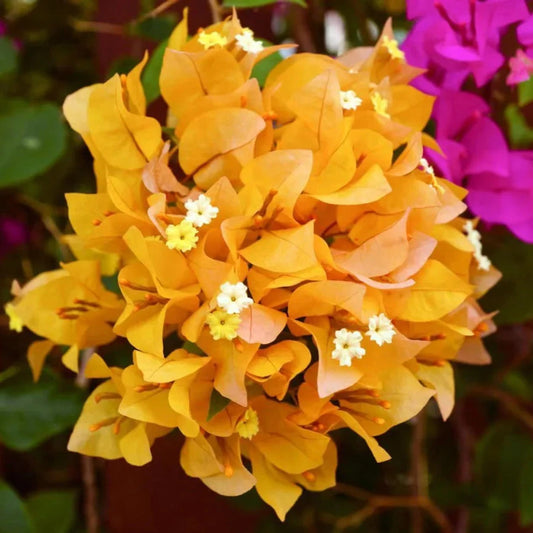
[411,412,428,533]
[76,348,99,533]
[208,0,222,23]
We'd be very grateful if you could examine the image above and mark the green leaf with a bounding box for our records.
[181,340,206,356]
[223,0,306,7]
[0,368,85,451]
[0,366,20,385]
[207,389,231,421]
[0,481,35,533]
[102,273,120,295]
[474,423,532,512]
[133,16,176,41]
[106,56,138,78]
[502,371,533,401]
[26,490,77,533]
[0,104,67,188]
[504,104,533,148]
[518,76,533,107]
[0,37,18,77]
[142,39,168,104]
[481,234,533,324]
[251,47,283,87]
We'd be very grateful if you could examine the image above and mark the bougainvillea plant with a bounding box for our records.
[4,10,500,521]
[403,0,533,242]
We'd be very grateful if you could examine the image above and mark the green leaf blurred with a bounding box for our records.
[475,423,532,512]
[142,39,168,103]
[518,77,533,107]
[0,481,35,533]
[107,56,138,78]
[501,371,533,401]
[223,0,306,7]
[0,37,18,77]
[133,16,176,41]
[181,340,206,356]
[0,103,67,188]
[26,490,77,533]
[207,388,231,420]
[504,104,533,148]
[0,368,84,451]
[251,46,283,87]
[482,235,533,324]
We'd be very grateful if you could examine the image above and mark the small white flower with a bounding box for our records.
[185,194,219,228]
[340,90,362,111]
[235,28,264,54]
[463,220,475,234]
[332,328,366,367]
[419,157,435,177]
[463,220,492,271]
[216,282,254,315]
[477,254,491,272]
[365,313,396,347]
[463,221,482,255]
[420,158,445,194]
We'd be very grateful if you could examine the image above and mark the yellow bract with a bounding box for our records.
[7,8,500,523]
[5,303,23,332]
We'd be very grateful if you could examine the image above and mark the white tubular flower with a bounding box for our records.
[420,157,445,194]
[477,254,491,272]
[419,157,435,177]
[463,221,492,271]
[340,90,363,111]
[216,282,254,315]
[365,313,396,346]
[332,328,366,367]
[185,194,219,228]
[235,28,264,54]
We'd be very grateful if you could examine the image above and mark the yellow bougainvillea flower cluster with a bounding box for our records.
[5,11,501,520]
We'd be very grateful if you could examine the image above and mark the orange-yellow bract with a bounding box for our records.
[6,11,501,520]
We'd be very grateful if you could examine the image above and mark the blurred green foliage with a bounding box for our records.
[26,490,78,533]
[0,481,77,533]
[0,368,84,451]
[0,104,67,188]
[0,480,34,533]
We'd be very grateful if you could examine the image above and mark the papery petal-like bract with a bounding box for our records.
[8,9,501,522]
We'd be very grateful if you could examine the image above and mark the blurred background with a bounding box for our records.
[2,0,533,532]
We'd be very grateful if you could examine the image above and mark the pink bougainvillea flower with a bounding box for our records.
[507,49,533,85]
[468,152,533,242]
[403,0,529,93]
[517,13,533,51]
[425,90,509,184]
[422,89,533,241]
